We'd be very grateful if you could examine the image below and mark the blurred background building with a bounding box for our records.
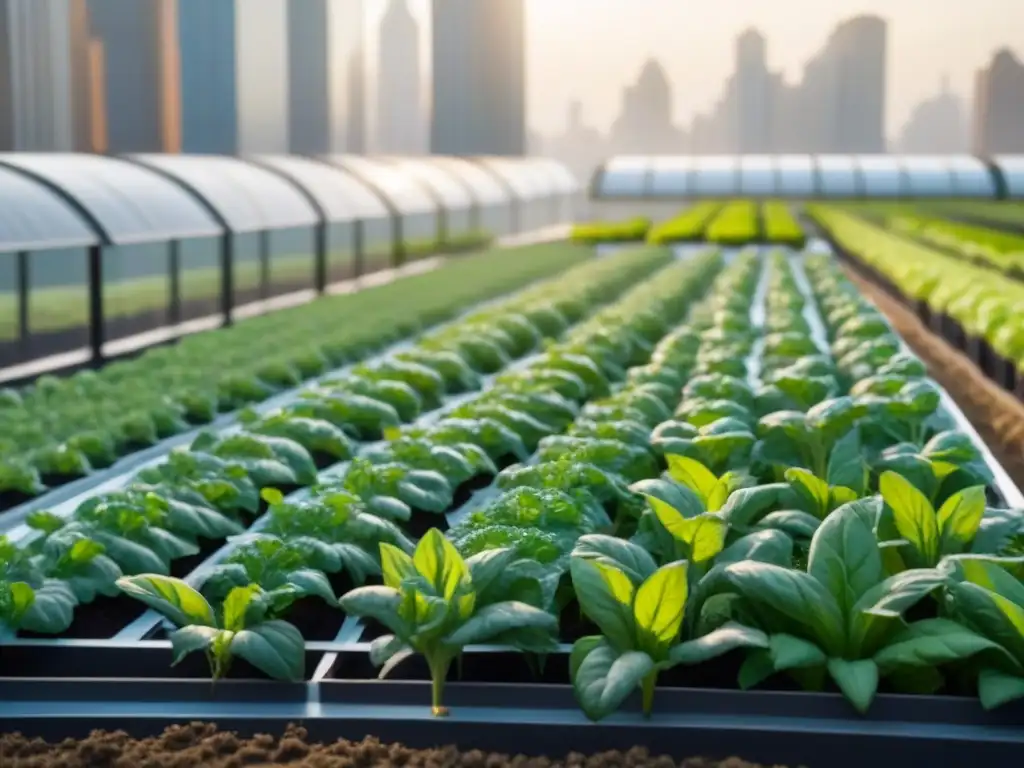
[0,0,1022,181]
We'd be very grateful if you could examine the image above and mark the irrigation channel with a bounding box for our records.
[1,245,1023,768]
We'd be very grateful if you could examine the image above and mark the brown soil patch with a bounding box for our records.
[843,266,1024,490]
[0,723,789,768]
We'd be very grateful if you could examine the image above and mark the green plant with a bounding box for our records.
[117,574,306,681]
[339,529,558,715]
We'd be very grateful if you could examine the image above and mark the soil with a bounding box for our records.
[842,266,1024,490]
[0,723,790,768]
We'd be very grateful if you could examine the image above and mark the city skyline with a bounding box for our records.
[371,0,1024,143]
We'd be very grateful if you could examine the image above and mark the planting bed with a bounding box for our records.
[0,242,592,513]
[3,240,1024,767]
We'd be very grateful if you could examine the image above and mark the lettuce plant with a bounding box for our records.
[700,499,983,713]
[937,556,1024,708]
[876,471,990,569]
[568,555,768,721]
[339,529,558,714]
[117,574,305,681]
[201,534,362,611]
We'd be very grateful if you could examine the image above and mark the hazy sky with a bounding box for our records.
[364,0,1024,141]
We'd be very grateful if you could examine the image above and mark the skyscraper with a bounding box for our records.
[287,0,330,154]
[831,15,887,152]
[973,48,1024,155]
[0,0,88,151]
[897,76,969,153]
[330,0,366,152]
[87,0,179,152]
[734,29,772,152]
[177,0,237,153]
[376,0,423,153]
[431,0,525,156]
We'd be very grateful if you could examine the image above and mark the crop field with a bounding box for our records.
[2,217,1024,767]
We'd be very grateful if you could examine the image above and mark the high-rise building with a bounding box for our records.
[830,15,887,152]
[329,0,366,152]
[0,0,91,151]
[177,0,237,154]
[376,0,423,154]
[609,59,685,154]
[431,0,526,156]
[87,0,179,152]
[0,0,14,149]
[734,29,772,152]
[897,75,969,153]
[287,0,330,154]
[973,48,1024,155]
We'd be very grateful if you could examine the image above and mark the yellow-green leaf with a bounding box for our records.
[380,542,417,590]
[936,486,986,552]
[413,528,468,600]
[879,471,940,565]
[633,560,688,654]
[666,455,718,506]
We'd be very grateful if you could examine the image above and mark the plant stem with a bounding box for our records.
[641,671,658,717]
[428,654,451,716]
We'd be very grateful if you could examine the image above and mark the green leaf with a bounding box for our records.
[827,428,867,495]
[668,622,769,665]
[68,539,105,564]
[633,560,688,656]
[413,529,468,600]
[573,643,655,722]
[786,468,831,519]
[569,558,636,652]
[706,561,845,655]
[827,657,878,714]
[648,498,728,564]
[379,542,417,590]
[445,600,558,647]
[6,582,35,621]
[978,668,1024,710]
[116,574,215,627]
[339,585,409,636]
[769,633,828,671]
[853,569,948,655]
[665,455,719,507]
[880,471,940,566]
[16,581,76,634]
[229,620,306,681]
[874,618,1015,672]
[572,534,658,585]
[936,486,986,554]
[807,499,885,620]
[223,584,262,632]
[169,625,220,665]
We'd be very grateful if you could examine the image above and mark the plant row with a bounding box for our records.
[762,202,807,247]
[570,218,652,245]
[809,205,1024,377]
[337,250,1023,719]
[15,249,725,687]
[888,209,1024,277]
[645,202,806,247]
[0,246,675,642]
[0,243,596,505]
[647,203,723,244]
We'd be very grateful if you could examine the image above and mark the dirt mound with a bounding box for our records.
[0,722,787,768]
